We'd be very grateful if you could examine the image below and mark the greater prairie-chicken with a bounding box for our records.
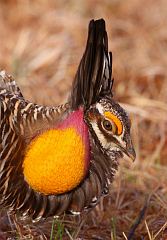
[0,19,135,221]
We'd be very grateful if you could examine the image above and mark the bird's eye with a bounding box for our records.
[102,120,113,131]
[102,119,117,134]
[103,112,123,135]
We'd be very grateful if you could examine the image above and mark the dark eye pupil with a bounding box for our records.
[103,120,112,130]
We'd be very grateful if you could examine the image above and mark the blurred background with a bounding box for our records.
[0,0,167,239]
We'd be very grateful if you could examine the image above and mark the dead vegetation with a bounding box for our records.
[0,0,167,239]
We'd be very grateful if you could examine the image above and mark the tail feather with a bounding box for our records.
[70,19,113,110]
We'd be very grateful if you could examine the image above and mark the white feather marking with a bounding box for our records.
[14,100,20,117]
[34,108,38,120]
[69,210,81,215]
[96,103,104,114]
[0,89,7,94]
[21,102,33,113]
[91,122,109,149]
[0,70,6,78]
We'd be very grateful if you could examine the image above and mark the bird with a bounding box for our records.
[0,19,136,221]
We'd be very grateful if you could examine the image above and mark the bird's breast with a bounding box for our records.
[23,126,90,195]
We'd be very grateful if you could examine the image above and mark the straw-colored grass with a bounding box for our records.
[0,0,167,239]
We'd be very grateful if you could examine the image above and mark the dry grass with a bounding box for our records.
[0,0,167,239]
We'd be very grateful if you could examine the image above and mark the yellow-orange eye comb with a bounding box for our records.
[104,112,123,135]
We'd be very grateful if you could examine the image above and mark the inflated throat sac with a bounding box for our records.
[23,109,90,195]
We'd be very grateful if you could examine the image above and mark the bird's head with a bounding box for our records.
[85,98,135,161]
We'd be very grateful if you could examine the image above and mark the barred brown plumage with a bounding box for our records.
[0,19,135,221]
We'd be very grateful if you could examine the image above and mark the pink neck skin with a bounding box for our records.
[57,108,90,173]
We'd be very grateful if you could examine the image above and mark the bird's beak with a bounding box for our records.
[125,140,136,162]
[125,145,136,161]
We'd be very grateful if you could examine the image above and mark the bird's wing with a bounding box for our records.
[70,18,113,110]
[0,71,69,153]
[0,71,69,135]
[0,71,69,214]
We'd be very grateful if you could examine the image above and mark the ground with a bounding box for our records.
[0,0,167,239]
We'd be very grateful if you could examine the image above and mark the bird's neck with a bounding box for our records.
[23,108,90,195]
[58,108,88,135]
